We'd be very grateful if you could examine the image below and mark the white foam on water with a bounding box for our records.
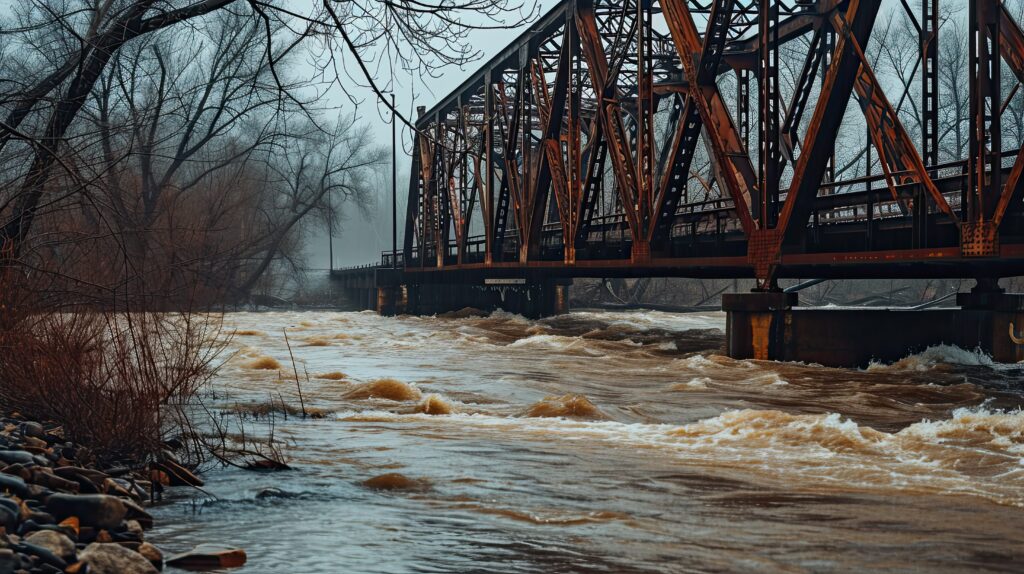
[568,310,726,332]
[335,405,1024,507]
[867,344,996,371]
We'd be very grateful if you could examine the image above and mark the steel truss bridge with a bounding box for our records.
[392,0,1024,287]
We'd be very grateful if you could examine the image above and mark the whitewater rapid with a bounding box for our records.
[150,309,1024,573]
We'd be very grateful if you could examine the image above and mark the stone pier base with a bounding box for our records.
[724,289,1024,367]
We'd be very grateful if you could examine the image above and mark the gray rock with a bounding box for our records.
[0,451,32,465]
[14,541,66,570]
[45,494,126,530]
[18,422,43,439]
[0,549,16,574]
[23,531,75,562]
[79,543,159,574]
[0,474,27,497]
[0,511,12,537]
[0,498,17,515]
[122,499,153,530]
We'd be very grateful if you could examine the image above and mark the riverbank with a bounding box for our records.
[0,415,244,573]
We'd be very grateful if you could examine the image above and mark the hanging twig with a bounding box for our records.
[282,328,307,418]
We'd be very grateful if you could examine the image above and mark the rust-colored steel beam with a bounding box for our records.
[398,0,1024,285]
[662,0,757,236]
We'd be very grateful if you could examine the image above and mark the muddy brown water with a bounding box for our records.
[150,310,1024,573]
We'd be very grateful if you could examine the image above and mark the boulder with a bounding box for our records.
[166,544,247,570]
[19,422,44,439]
[0,549,17,574]
[78,543,158,574]
[24,530,75,562]
[27,510,56,525]
[101,478,135,500]
[45,494,126,530]
[30,470,79,493]
[136,542,163,569]
[152,460,204,487]
[0,506,16,534]
[122,499,153,530]
[0,450,37,465]
[22,436,48,450]
[0,474,27,497]
[14,540,66,570]
[1,464,30,481]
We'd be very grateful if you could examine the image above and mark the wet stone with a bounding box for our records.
[15,541,66,570]
[45,494,126,530]
[136,542,163,569]
[0,452,32,466]
[18,422,43,439]
[0,550,14,574]
[23,531,75,562]
[0,475,27,498]
[166,544,247,570]
[78,543,159,574]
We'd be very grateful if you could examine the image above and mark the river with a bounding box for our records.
[149,309,1024,573]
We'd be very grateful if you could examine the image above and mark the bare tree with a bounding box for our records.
[0,0,538,263]
[234,116,386,297]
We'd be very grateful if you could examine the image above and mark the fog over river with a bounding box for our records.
[150,310,1024,573]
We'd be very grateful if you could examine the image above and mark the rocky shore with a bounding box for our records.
[0,416,244,573]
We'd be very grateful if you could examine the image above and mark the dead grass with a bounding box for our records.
[315,371,348,380]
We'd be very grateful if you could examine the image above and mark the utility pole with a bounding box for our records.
[327,190,333,270]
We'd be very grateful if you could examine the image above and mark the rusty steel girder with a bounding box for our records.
[403,0,1024,285]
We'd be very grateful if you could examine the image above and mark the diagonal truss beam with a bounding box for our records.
[661,0,756,236]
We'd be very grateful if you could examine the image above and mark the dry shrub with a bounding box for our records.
[0,305,227,464]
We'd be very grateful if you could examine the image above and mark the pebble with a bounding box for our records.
[0,415,244,572]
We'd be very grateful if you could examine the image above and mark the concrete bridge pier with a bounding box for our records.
[402,279,570,318]
[331,267,570,318]
[724,283,1024,367]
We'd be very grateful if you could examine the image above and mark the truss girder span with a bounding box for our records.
[403,0,1024,286]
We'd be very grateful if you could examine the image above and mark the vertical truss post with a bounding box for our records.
[737,69,750,155]
[484,73,495,264]
[758,0,781,230]
[922,0,939,170]
[520,47,534,263]
[822,26,836,187]
[433,113,447,267]
[567,7,582,264]
[404,119,423,267]
[912,0,940,248]
[634,0,655,262]
[965,0,1002,256]
[457,96,468,265]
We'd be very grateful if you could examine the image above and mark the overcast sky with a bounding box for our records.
[309,0,563,269]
